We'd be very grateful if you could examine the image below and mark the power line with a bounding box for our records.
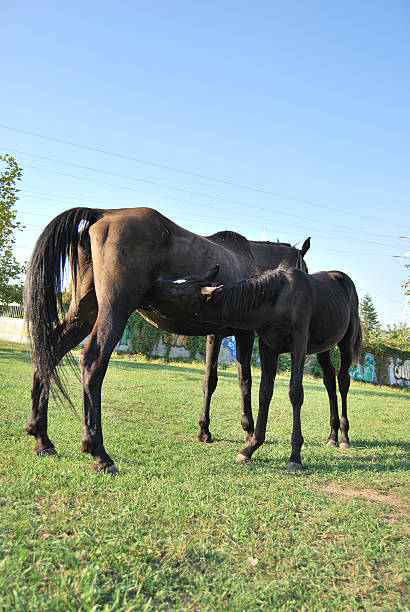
[9,148,408,241]
[1,124,407,229]
[18,164,405,250]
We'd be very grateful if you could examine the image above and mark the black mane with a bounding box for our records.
[206,230,257,268]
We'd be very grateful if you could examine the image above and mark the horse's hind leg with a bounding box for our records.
[198,335,223,442]
[26,314,94,455]
[317,351,340,446]
[338,341,353,449]
[79,297,132,473]
[235,330,255,441]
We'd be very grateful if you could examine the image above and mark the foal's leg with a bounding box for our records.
[237,339,277,463]
[235,330,255,441]
[317,351,340,446]
[198,335,223,442]
[79,300,130,473]
[337,342,353,449]
[26,316,93,455]
[287,351,306,472]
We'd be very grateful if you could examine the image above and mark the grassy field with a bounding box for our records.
[0,340,408,611]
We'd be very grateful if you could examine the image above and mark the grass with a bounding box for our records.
[0,339,409,611]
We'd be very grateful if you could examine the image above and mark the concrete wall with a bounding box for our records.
[0,316,29,344]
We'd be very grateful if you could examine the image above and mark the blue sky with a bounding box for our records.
[1,1,409,325]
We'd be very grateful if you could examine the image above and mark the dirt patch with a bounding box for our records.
[319,483,407,510]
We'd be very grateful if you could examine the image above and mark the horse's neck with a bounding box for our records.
[250,242,297,269]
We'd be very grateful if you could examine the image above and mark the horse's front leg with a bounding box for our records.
[287,350,306,472]
[235,330,255,441]
[237,339,277,462]
[198,335,223,442]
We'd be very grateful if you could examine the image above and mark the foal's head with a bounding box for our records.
[147,265,222,317]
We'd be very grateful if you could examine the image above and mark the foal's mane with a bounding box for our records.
[212,264,291,316]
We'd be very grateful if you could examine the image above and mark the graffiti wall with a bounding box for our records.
[388,357,410,387]
[349,352,378,383]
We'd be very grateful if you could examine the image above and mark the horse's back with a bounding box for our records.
[306,270,359,353]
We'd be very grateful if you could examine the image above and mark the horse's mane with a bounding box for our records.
[212,264,291,317]
[206,230,257,268]
[249,239,292,247]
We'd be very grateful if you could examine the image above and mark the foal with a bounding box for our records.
[147,264,362,471]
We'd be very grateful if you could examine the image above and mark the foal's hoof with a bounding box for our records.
[36,447,58,457]
[326,439,337,447]
[287,461,302,472]
[339,442,350,450]
[236,453,251,463]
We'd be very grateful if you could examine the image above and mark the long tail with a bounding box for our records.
[352,320,362,365]
[24,207,102,399]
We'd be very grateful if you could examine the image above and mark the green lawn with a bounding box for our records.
[0,340,408,611]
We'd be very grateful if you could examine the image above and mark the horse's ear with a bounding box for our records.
[301,237,311,257]
[201,285,223,300]
[204,264,219,282]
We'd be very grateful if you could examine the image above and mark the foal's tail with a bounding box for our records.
[352,321,362,365]
[24,207,102,398]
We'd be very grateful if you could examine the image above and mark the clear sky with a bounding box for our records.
[1,0,409,326]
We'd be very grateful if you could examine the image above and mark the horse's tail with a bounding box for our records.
[24,207,102,399]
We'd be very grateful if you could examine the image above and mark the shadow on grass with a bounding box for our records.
[0,345,32,362]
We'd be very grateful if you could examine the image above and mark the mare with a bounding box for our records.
[24,206,309,473]
[147,264,362,471]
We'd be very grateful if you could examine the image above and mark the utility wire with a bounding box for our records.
[1,124,407,229]
[18,164,405,250]
[8,148,407,241]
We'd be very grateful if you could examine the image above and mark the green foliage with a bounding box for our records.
[378,322,410,351]
[0,154,26,304]
[185,335,206,361]
[359,293,380,343]
[127,311,164,358]
[127,311,206,361]
[277,353,291,372]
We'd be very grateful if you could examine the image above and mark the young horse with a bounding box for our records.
[24,206,309,473]
[147,264,362,471]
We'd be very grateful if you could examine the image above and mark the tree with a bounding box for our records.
[359,293,380,342]
[378,322,410,351]
[0,154,25,304]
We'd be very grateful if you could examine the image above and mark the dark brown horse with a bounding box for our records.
[147,264,362,471]
[24,206,309,473]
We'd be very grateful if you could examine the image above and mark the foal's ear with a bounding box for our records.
[204,264,219,282]
[201,285,223,300]
[301,237,311,257]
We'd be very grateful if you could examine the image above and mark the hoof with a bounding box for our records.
[245,432,254,443]
[326,439,337,447]
[236,453,250,463]
[339,442,350,450]
[287,461,302,472]
[103,464,119,475]
[36,447,58,456]
[93,462,119,474]
[197,431,212,443]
